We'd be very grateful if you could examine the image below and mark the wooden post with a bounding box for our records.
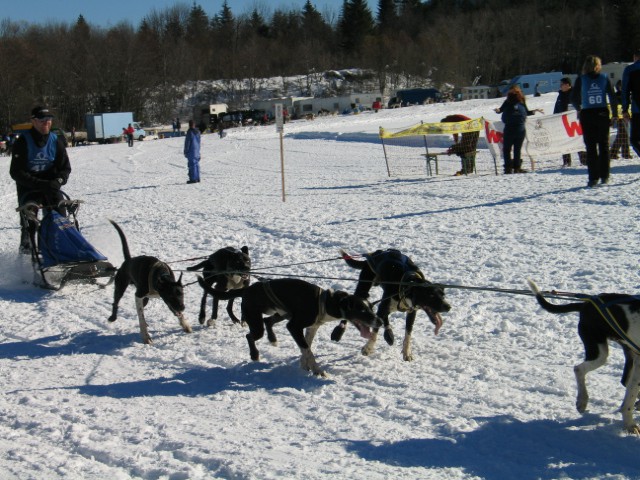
[379,127,391,177]
[275,104,285,202]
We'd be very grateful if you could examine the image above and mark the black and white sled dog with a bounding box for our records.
[186,246,251,326]
[333,249,451,361]
[108,220,190,344]
[197,277,382,376]
[528,279,640,434]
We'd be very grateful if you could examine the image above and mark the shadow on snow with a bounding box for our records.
[74,361,326,398]
[343,414,640,479]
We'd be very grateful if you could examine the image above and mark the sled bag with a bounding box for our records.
[39,211,107,268]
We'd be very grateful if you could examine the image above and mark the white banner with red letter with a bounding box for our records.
[484,111,584,162]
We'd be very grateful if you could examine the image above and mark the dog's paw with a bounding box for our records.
[576,397,589,413]
[108,315,117,322]
[625,423,640,435]
[331,324,346,342]
[361,345,374,356]
[383,328,395,346]
[403,352,414,362]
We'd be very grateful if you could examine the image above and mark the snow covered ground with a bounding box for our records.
[1,94,640,479]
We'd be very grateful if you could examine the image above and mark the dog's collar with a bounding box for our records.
[398,271,422,312]
[319,289,329,320]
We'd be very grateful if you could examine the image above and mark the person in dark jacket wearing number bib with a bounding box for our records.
[10,106,71,253]
[572,55,618,187]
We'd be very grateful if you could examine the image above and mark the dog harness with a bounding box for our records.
[147,261,169,297]
[262,280,288,313]
[397,271,425,312]
[364,249,425,312]
[579,294,640,355]
[261,280,327,321]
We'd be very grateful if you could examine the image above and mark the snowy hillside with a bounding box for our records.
[1,94,639,479]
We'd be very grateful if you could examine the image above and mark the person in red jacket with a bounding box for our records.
[124,123,135,147]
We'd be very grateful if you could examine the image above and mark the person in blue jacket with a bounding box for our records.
[183,119,201,184]
[494,85,542,174]
[572,55,618,187]
[622,48,640,158]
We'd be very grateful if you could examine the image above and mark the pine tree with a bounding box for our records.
[338,0,375,55]
[376,0,398,34]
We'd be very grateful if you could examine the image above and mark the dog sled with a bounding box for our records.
[17,192,116,290]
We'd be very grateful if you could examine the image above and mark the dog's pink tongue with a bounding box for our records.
[354,322,372,339]
[433,314,443,335]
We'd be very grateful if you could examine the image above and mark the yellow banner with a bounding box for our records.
[380,117,485,139]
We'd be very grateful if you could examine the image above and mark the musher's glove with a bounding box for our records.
[49,178,63,189]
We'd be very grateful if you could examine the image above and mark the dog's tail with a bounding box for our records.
[108,219,131,262]
[197,276,242,300]
[186,260,208,271]
[527,279,583,314]
[340,249,367,270]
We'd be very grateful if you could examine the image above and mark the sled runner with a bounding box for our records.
[17,193,116,290]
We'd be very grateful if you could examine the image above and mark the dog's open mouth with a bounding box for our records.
[422,306,443,335]
[350,319,373,339]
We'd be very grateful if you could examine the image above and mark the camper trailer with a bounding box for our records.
[498,72,564,96]
[295,93,383,116]
[601,62,632,84]
[250,97,313,119]
[193,103,228,130]
[461,86,492,100]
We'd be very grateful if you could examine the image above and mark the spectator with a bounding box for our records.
[610,80,631,159]
[494,86,543,174]
[572,55,618,187]
[184,120,201,184]
[176,118,181,134]
[125,123,135,147]
[10,106,71,253]
[622,48,640,158]
[553,77,586,166]
[441,114,480,175]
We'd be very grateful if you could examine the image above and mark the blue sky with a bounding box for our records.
[4,1,379,27]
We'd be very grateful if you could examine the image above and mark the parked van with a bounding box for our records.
[498,72,564,96]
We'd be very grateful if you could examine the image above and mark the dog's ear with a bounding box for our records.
[177,272,183,284]
[241,246,249,254]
